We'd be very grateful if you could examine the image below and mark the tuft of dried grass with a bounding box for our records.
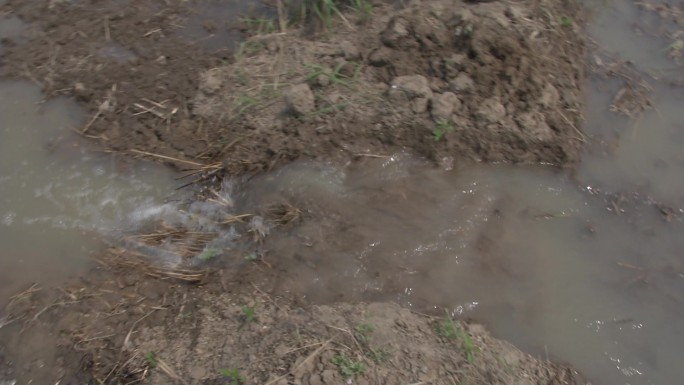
[266,203,302,225]
[99,248,210,283]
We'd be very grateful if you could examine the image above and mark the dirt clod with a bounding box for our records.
[432,91,460,122]
[286,83,316,116]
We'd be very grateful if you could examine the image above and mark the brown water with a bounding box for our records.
[0,81,181,302]
[2,1,684,385]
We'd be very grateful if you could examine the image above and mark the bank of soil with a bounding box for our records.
[1,0,584,174]
[0,0,589,384]
[1,257,586,385]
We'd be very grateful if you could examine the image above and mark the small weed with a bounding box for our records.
[559,16,573,27]
[354,323,375,344]
[669,39,684,59]
[220,368,245,385]
[331,353,366,379]
[435,310,479,365]
[241,16,276,35]
[311,0,344,29]
[349,0,373,21]
[244,252,259,262]
[433,119,454,141]
[235,40,265,59]
[197,247,221,262]
[233,95,259,119]
[145,352,157,368]
[305,63,327,81]
[435,318,459,340]
[308,102,349,117]
[241,305,256,324]
[306,61,361,86]
[369,347,390,364]
[461,330,478,365]
[235,70,250,86]
[457,23,474,37]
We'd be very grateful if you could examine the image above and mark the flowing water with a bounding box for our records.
[1,1,684,385]
[0,81,181,301]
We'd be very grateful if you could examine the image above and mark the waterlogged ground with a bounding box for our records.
[1,1,684,385]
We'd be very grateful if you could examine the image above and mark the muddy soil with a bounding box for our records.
[0,0,590,384]
[1,256,586,385]
[1,0,584,174]
[0,0,231,164]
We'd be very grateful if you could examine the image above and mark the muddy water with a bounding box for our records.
[241,157,683,385]
[0,81,180,302]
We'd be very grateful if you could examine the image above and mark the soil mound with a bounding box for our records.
[195,0,585,173]
[0,260,586,385]
[1,0,584,174]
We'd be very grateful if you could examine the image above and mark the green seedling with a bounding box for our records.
[433,119,454,141]
[220,368,245,385]
[235,70,250,86]
[308,102,349,117]
[145,351,158,368]
[241,17,276,35]
[312,0,345,29]
[559,16,573,27]
[306,61,361,86]
[244,252,259,262]
[306,63,327,81]
[668,39,684,57]
[369,347,390,364]
[354,323,375,344]
[235,40,265,59]
[233,95,259,119]
[463,23,474,36]
[331,353,366,379]
[435,317,459,340]
[461,328,478,365]
[349,0,373,21]
[435,310,479,364]
[241,305,256,324]
[197,247,220,262]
